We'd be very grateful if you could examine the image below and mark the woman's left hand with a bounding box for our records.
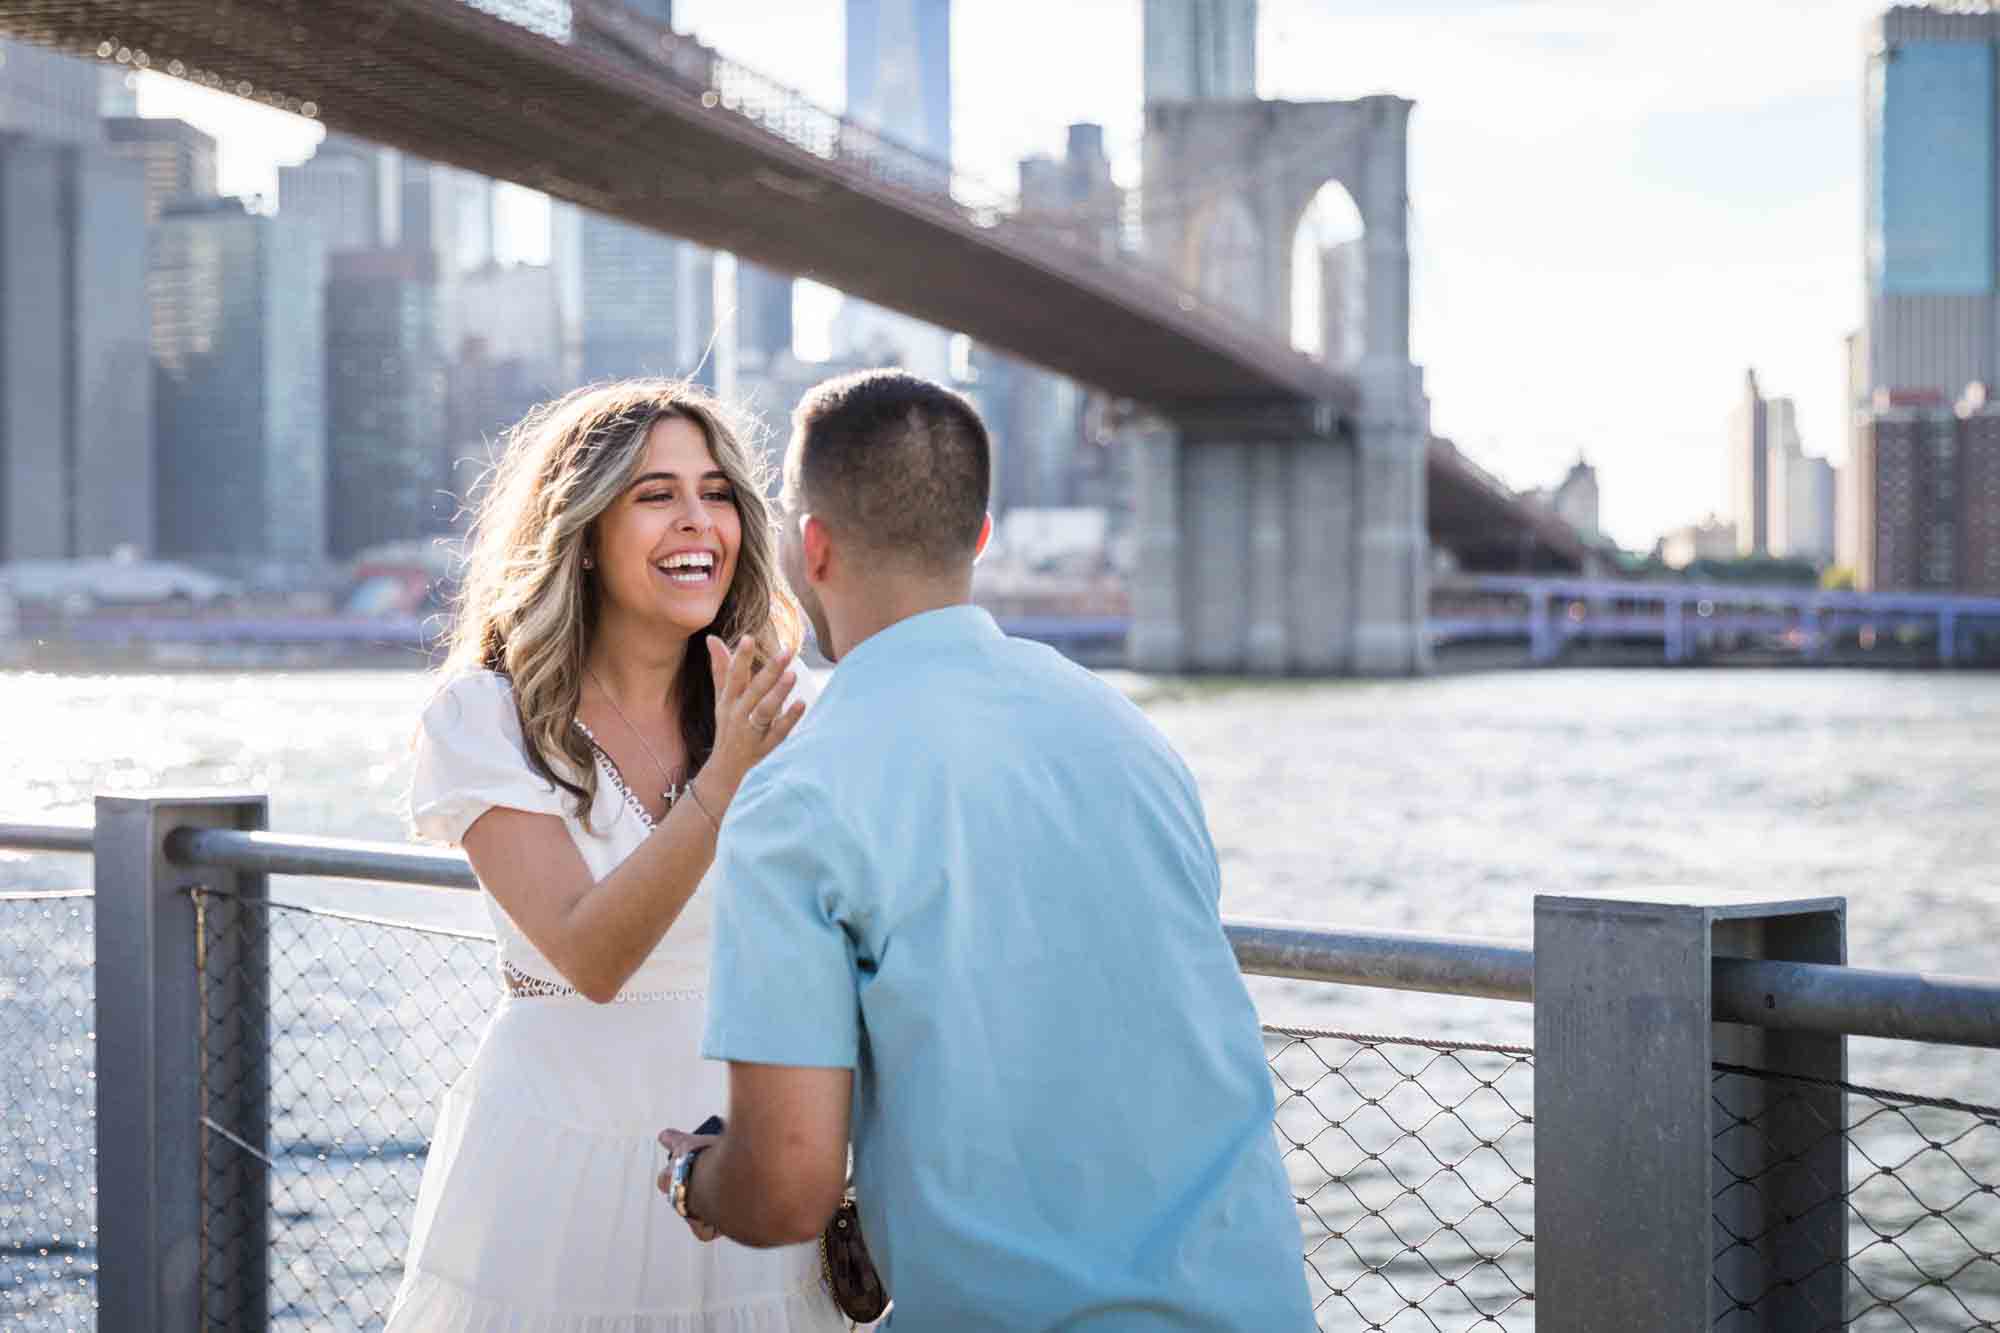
[701,635,805,808]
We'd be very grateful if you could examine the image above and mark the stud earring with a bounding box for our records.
[582,554,594,570]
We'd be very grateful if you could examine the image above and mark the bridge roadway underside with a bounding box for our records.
[2,0,1353,412]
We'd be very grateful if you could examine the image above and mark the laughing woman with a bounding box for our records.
[386,381,845,1332]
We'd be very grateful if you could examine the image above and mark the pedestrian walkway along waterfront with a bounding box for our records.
[4,667,1999,1327]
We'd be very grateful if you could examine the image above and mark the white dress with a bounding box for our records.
[386,670,844,1333]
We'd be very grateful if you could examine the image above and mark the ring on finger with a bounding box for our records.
[750,714,774,732]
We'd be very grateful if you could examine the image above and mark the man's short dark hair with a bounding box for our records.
[788,369,991,571]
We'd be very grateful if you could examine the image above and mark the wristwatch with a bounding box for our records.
[670,1143,708,1221]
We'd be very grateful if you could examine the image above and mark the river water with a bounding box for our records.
[4,665,1997,1326]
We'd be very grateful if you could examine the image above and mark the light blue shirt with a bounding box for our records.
[703,606,1312,1331]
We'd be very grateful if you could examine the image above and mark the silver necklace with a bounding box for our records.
[584,666,685,807]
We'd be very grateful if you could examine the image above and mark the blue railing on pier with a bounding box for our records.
[21,576,2000,672]
[1433,574,2000,666]
[5,804,2000,1330]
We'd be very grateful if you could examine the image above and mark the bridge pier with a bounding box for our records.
[1352,360,1430,676]
[1129,395,1424,676]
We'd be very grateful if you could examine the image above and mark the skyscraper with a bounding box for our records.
[1854,388,2000,593]
[1729,369,1838,563]
[1143,0,1257,105]
[1552,459,1601,542]
[832,0,954,383]
[1729,369,1772,556]
[1852,7,2000,590]
[847,0,950,158]
[0,40,101,144]
[1863,8,2000,402]
[401,157,494,278]
[326,249,448,557]
[1788,453,1839,567]
[734,261,794,372]
[153,199,327,564]
[0,136,152,560]
[1765,397,1800,556]
[279,133,400,254]
[104,116,218,221]
[579,214,715,386]
[981,125,1125,515]
[455,261,563,383]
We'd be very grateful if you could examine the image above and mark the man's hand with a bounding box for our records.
[657,1128,721,1242]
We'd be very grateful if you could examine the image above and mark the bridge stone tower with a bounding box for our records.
[1132,94,1430,675]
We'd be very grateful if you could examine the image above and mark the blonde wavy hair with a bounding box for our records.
[440,378,803,823]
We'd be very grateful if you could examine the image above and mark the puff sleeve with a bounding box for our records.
[408,672,571,845]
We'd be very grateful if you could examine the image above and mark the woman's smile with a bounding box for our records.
[655,548,719,586]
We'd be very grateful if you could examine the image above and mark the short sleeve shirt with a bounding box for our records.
[703,607,1313,1331]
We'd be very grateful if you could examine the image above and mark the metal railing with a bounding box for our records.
[1711,1063,2000,1330]
[1268,1027,1535,1329]
[192,891,495,1329]
[6,805,2000,1330]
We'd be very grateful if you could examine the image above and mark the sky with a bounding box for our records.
[133,0,1890,550]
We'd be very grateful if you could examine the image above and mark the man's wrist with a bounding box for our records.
[671,1143,709,1220]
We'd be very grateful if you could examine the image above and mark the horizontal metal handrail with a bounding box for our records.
[1226,918,1535,1003]
[9,819,1999,1047]
[0,821,92,854]
[166,827,478,891]
[1713,956,2000,1050]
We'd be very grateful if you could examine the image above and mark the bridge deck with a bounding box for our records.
[3,0,1592,570]
[6,0,1351,411]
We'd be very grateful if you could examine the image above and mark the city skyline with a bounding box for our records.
[129,0,1885,551]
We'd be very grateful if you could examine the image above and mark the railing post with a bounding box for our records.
[1529,588,1557,664]
[1534,889,1847,1331]
[1663,593,1685,665]
[94,793,270,1333]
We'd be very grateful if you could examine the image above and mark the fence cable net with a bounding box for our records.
[1263,1026,1535,1331]
[0,891,97,1329]
[1712,1062,2000,1331]
[195,891,497,1330]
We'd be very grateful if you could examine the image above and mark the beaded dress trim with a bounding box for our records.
[570,717,679,831]
[501,960,701,1004]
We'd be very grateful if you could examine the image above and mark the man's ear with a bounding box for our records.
[971,511,994,564]
[800,512,834,584]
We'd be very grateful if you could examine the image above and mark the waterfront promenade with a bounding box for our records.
[5,668,2000,1327]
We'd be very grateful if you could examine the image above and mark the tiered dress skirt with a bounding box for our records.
[385,991,846,1333]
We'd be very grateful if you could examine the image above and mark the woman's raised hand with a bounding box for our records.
[700,635,806,806]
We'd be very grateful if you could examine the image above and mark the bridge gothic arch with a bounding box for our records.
[1133,94,1428,675]
[1143,94,1411,366]
[1292,182,1366,366]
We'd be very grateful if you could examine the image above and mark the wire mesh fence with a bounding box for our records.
[0,890,97,1330]
[1265,1026,1536,1331]
[19,858,2000,1332]
[195,891,497,1330]
[1713,1062,2000,1331]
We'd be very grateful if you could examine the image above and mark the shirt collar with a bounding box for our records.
[830,604,1003,678]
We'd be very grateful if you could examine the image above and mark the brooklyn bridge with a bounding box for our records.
[1,0,1594,674]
